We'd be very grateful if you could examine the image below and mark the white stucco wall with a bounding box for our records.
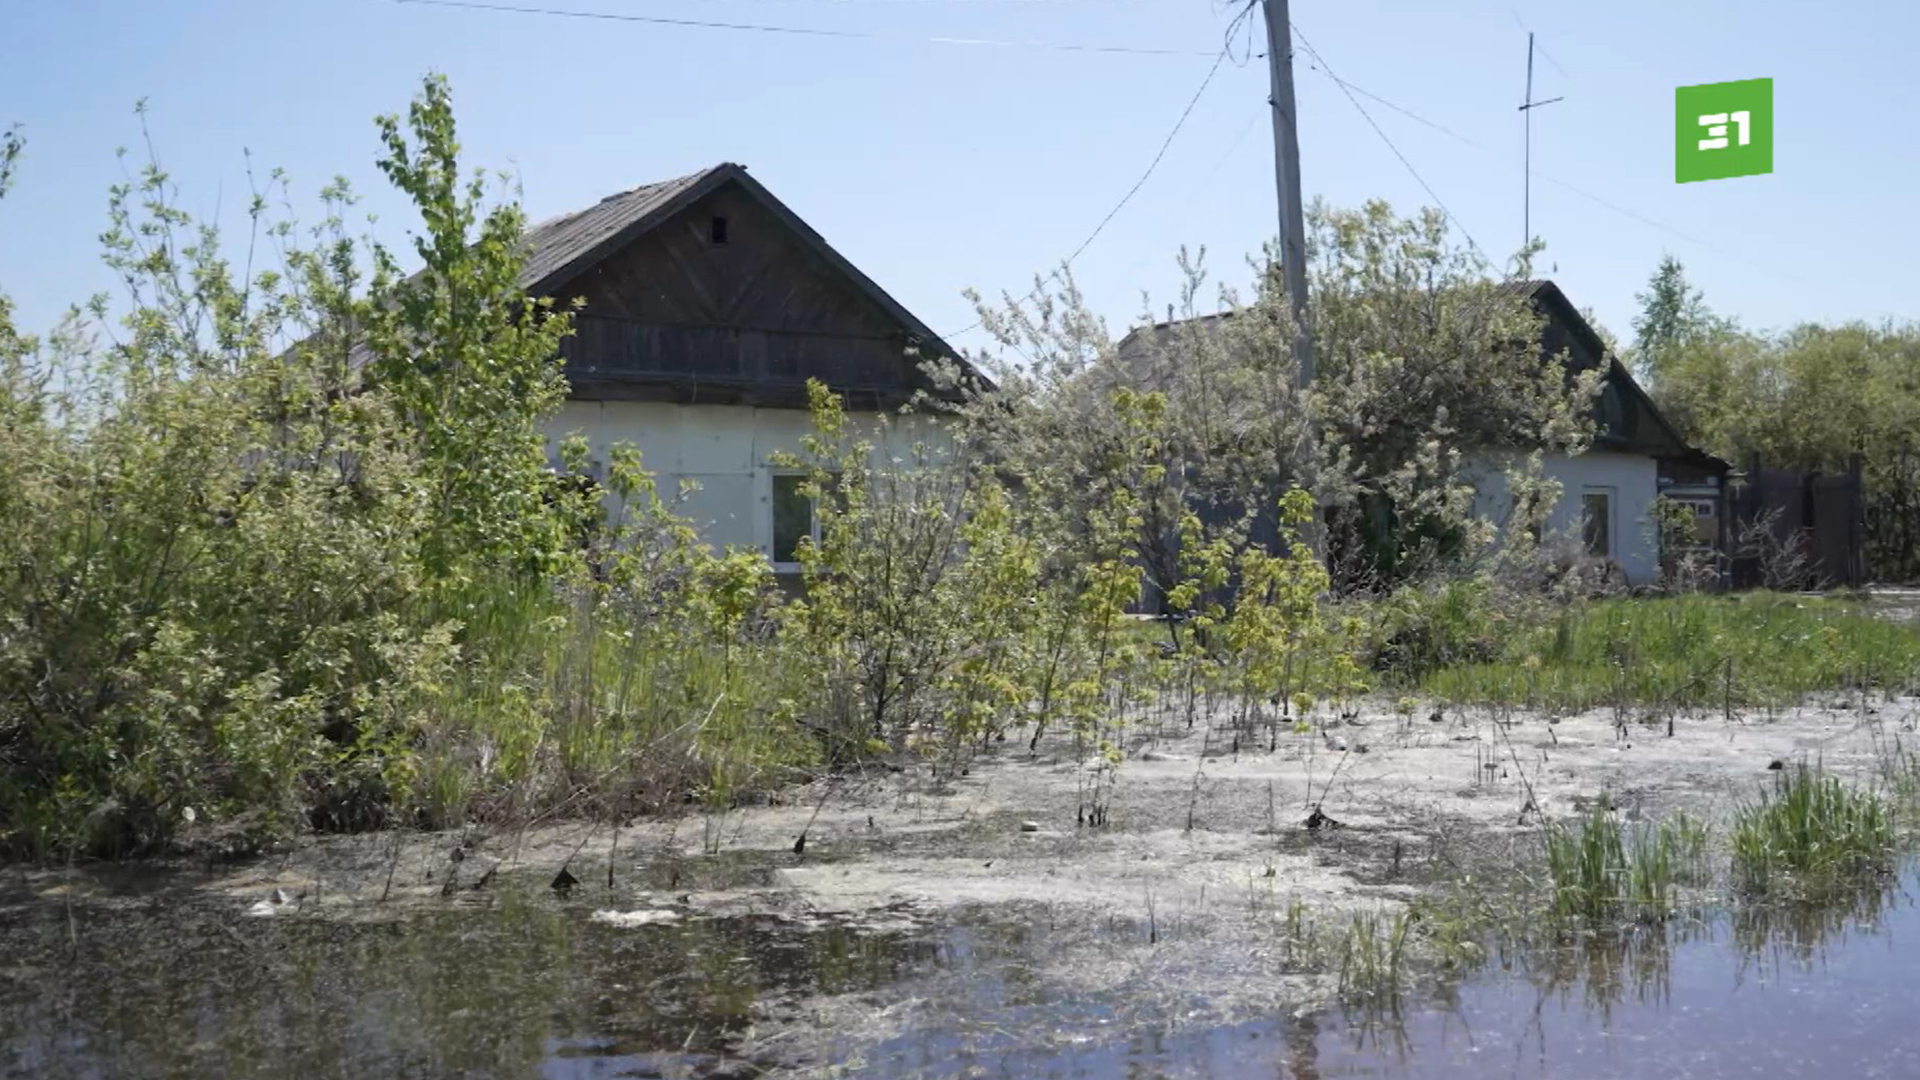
[543,400,943,562]
[1465,449,1660,585]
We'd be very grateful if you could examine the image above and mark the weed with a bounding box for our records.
[1543,807,1700,923]
[1873,736,1920,819]
[1337,909,1411,1003]
[1730,764,1893,893]
[1664,810,1713,884]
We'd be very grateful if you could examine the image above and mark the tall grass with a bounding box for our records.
[1729,764,1893,893]
[1543,807,1708,922]
[410,578,817,830]
[1421,592,1920,710]
[1337,909,1411,1003]
[1875,738,1920,816]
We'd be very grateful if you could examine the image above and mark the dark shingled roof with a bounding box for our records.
[1112,278,1723,467]
[512,162,970,372]
[335,162,983,394]
[515,165,722,294]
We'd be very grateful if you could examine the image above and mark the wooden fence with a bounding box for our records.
[1728,458,1868,589]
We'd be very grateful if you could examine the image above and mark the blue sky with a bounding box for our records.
[1,0,1913,354]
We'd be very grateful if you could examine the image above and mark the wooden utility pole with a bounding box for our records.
[1261,0,1323,561]
[1262,0,1313,390]
[1516,32,1564,260]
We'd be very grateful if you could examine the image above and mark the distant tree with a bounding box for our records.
[1634,249,1920,579]
[1631,255,1711,377]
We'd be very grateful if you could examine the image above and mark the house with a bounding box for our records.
[1113,279,1728,589]
[515,163,984,568]
[1464,280,1729,586]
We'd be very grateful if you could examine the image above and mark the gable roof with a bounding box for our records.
[519,162,967,369]
[516,168,716,293]
[1505,279,1717,463]
[1113,278,1723,468]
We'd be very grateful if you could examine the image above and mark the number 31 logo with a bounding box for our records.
[1676,79,1772,183]
[1696,111,1750,151]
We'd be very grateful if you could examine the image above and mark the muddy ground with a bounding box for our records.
[11,693,1914,1075]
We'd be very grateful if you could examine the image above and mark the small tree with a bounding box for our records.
[358,74,579,580]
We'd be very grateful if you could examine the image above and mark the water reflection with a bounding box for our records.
[5,863,1918,1079]
[0,889,941,1079]
[1318,868,1919,1080]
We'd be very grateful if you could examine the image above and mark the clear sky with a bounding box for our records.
[1,0,1913,354]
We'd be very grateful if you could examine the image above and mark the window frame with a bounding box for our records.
[769,470,819,573]
[1581,486,1615,559]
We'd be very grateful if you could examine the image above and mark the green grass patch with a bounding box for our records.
[1419,592,1920,710]
[1544,807,1710,923]
[1729,764,1894,894]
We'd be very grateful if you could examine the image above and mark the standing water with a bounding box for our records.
[4,863,1918,1078]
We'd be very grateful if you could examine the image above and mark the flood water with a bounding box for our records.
[4,863,1918,1079]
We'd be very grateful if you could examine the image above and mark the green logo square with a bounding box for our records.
[1676,78,1772,183]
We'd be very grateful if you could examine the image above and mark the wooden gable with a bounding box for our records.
[537,170,967,410]
[1528,281,1689,459]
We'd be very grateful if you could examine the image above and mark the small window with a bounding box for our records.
[1581,490,1612,558]
[709,215,729,245]
[772,472,841,565]
[1681,498,1717,546]
[772,474,811,564]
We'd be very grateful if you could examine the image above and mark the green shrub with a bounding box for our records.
[1367,577,1519,681]
[0,79,817,857]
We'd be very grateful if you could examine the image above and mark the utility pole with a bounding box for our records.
[1516,32,1563,264]
[1261,0,1322,561]
[1262,0,1313,390]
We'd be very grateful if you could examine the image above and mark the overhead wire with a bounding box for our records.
[393,0,1217,57]
[1192,108,1262,192]
[401,0,1793,334]
[642,0,1151,4]
[1288,20,1486,260]
[1290,53,1798,280]
[1289,21,1567,340]
[396,0,1254,346]
[941,0,1259,340]
[1511,9,1571,80]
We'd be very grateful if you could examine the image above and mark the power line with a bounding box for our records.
[1296,56,1479,147]
[618,0,1148,4]
[393,0,1218,56]
[943,0,1257,339]
[1288,20,1486,258]
[1066,28,1239,263]
[1288,60,1801,281]
[1288,22,1577,344]
[1193,107,1262,191]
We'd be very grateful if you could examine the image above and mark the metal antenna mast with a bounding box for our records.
[1516,32,1563,260]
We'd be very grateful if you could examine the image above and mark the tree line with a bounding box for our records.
[1629,256,1920,581]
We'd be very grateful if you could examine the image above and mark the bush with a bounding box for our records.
[1366,577,1516,680]
[0,79,824,857]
